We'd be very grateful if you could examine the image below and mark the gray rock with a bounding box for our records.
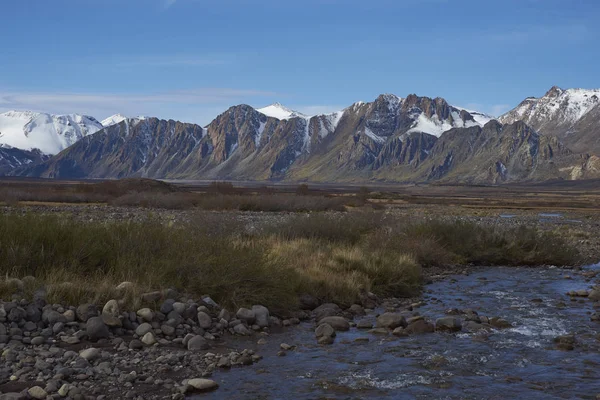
[233,323,251,336]
[252,305,270,328]
[86,316,110,340]
[173,302,187,315]
[187,335,209,351]
[8,307,26,322]
[79,347,101,361]
[129,339,143,350]
[197,311,212,329]
[142,291,163,303]
[102,299,120,318]
[315,323,336,338]
[313,303,342,321]
[136,308,154,322]
[356,320,373,329]
[44,309,67,325]
[236,308,255,324]
[135,322,153,337]
[76,303,98,322]
[435,317,462,332]
[587,289,600,301]
[186,378,218,392]
[141,332,157,346]
[160,299,176,314]
[376,313,407,329]
[489,317,512,329]
[317,316,350,331]
[217,309,230,322]
[161,324,175,336]
[317,335,335,345]
[27,387,47,400]
[405,319,434,334]
[349,304,366,316]
[30,336,45,345]
[299,293,319,310]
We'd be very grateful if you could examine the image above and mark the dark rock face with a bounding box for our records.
[0,147,49,176]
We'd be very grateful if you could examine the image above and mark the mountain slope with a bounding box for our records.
[19,90,600,183]
[27,118,205,179]
[0,111,103,154]
[500,86,600,154]
[0,146,49,176]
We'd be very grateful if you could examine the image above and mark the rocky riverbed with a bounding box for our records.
[2,263,599,399]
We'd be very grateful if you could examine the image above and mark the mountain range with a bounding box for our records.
[1,86,599,183]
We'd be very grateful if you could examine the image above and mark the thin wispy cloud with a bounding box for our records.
[164,0,177,9]
[293,105,348,116]
[113,55,230,68]
[487,24,589,44]
[0,88,278,125]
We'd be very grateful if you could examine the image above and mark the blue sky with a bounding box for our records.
[0,0,598,124]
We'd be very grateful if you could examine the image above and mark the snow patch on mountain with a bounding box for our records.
[364,127,386,143]
[453,106,495,126]
[256,120,266,147]
[318,111,345,138]
[102,114,147,128]
[407,111,478,138]
[0,111,103,154]
[500,87,600,126]
[257,103,308,120]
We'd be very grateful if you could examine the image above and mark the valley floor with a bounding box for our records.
[1,180,599,399]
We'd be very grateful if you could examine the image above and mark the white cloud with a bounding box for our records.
[164,0,177,8]
[0,88,278,126]
[486,24,588,44]
[112,55,229,68]
[489,104,511,117]
[292,105,347,116]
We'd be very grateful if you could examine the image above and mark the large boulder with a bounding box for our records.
[405,319,434,334]
[315,323,336,338]
[187,335,209,351]
[86,317,109,341]
[313,303,342,321]
[252,305,270,328]
[236,308,256,325]
[102,300,119,318]
[376,313,407,330]
[317,316,350,331]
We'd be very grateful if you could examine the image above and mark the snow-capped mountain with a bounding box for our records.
[500,86,600,127]
[0,111,103,155]
[500,86,600,153]
[256,103,308,120]
[10,88,600,183]
[101,114,147,128]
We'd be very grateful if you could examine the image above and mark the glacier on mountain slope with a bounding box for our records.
[256,103,308,120]
[0,111,103,154]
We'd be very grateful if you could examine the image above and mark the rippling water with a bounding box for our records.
[197,264,600,399]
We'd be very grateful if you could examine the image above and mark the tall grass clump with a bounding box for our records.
[367,219,580,267]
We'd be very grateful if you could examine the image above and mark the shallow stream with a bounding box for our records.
[198,264,600,399]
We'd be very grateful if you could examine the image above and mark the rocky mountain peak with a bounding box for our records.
[545,85,564,98]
